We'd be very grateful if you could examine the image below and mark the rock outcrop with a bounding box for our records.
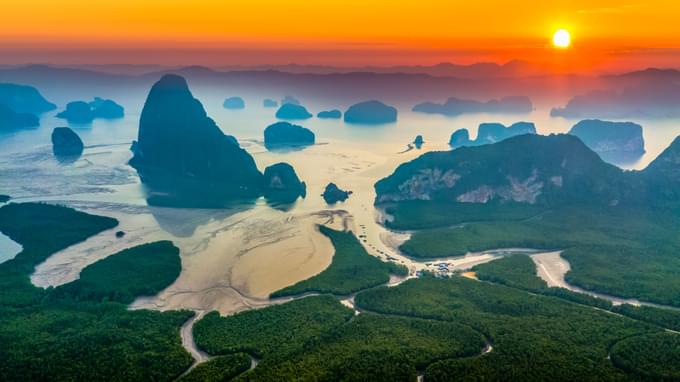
[263,99,278,108]
[129,74,264,205]
[568,119,644,162]
[0,103,39,130]
[57,98,124,123]
[449,122,536,148]
[322,183,352,204]
[275,103,312,120]
[263,162,306,203]
[317,109,342,119]
[0,83,56,114]
[448,129,470,147]
[344,100,397,124]
[223,97,245,109]
[51,127,84,158]
[57,101,94,124]
[413,96,532,116]
[376,134,633,206]
[90,97,124,119]
[414,135,424,149]
[264,122,315,149]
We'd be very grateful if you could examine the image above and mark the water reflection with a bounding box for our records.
[52,149,83,164]
[0,232,22,265]
[148,203,255,238]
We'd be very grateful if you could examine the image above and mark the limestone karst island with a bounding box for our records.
[1,1,680,381]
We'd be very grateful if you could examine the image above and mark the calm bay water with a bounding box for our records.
[2,91,680,314]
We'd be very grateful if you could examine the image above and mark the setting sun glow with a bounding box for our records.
[553,29,571,48]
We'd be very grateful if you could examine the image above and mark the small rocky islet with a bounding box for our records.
[275,103,313,120]
[264,121,315,149]
[51,127,84,160]
[57,98,124,123]
[223,96,245,109]
[317,109,342,119]
[322,182,352,204]
[344,100,397,124]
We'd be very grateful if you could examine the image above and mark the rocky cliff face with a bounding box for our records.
[378,168,461,202]
[376,134,632,206]
[129,74,264,204]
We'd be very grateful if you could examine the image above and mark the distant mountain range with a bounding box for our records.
[212,60,547,78]
[0,63,677,114]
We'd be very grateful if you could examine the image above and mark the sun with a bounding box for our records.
[552,29,571,48]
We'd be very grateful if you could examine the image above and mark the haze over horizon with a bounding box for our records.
[4,0,680,73]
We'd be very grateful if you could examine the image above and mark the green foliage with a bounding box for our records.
[51,241,182,303]
[271,226,407,297]
[612,304,680,332]
[194,295,354,358]
[354,277,658,381]
[399,206,650,259]
[563,245,680,307]
[0,303,193,381]
[240,313,486,381]
[383,200,543,230]
[610,332,680,380]
[473,254,548,291]
[0,203,193,381]
[399,206,680,307]
[179,353,251,382]
[473,254,613,310]
[0,202,118,307]
[194,293,487,381]
[375,134,631,208]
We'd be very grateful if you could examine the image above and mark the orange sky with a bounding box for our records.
[2,0,680,72]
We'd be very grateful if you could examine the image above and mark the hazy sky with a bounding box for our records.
[2,0,680,71]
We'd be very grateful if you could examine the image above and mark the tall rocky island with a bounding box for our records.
[568,119,645,163]
[449,122,536,147]
[130,74,304,206]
